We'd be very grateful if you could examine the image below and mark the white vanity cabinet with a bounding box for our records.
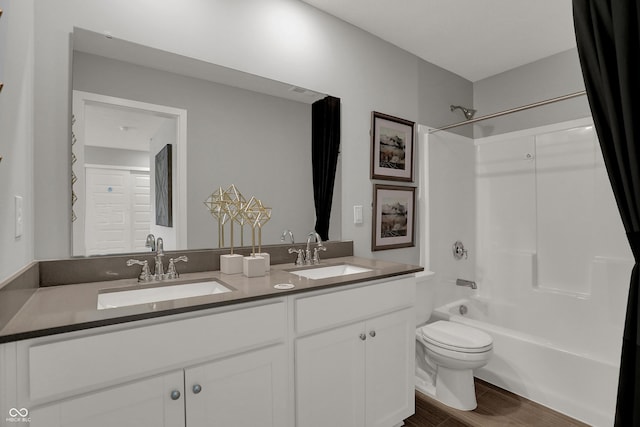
[28,370,186,427]
[9,299,288,427]
[27,345,288,427]
[184,344,287,427]
[293,276,416,427]
[1,273,417,427]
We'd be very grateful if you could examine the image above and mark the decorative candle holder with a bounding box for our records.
[256,201,272,271]
[219,185,246,274]
[203,187,230,248]
[241,196,266,277]
[205,186,240,274]
[224,184,246,252]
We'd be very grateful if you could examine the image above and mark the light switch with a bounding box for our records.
[15,195,23,238]
[353,205,363,224]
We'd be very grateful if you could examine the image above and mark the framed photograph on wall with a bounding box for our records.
[371,111,415,182]
[155,144,173,227]
[372,184,416,251]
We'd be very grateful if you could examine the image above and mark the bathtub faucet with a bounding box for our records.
[456,278,477,289]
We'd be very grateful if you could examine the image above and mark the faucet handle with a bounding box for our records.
[166,256,189,280]
[127,259,152,282]
[288,247,305,266]
[312,246,327,264]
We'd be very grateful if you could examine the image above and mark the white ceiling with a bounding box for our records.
[85,102,171,152]
[301,0,577,82]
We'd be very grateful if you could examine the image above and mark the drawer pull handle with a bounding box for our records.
[170,390,181,400]
[369,331,376,338]
[359,333,366,341]
[192,384,202,394]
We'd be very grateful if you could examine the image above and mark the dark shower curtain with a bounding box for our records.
[311,96,341,241]
[573,1,640,425]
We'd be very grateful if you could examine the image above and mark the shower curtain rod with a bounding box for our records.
[429,90,587,133]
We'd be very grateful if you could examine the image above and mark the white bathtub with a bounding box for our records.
[432,297,620,427]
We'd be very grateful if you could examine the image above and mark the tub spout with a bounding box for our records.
[456,278,477,289]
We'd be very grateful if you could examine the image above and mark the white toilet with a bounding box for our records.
[414,272,493,411]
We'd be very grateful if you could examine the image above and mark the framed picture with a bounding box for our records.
[371,111,415,182]
[155,144,173,227]
[372,184,416,251]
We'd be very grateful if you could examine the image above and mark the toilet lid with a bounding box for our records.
[420,321,493,353]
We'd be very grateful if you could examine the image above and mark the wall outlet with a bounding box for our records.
[15,195,23,238]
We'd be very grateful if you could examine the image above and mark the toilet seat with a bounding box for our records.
[419,321,493,353]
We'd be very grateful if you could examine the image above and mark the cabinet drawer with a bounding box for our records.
[27,300,285,402]
[295,276,415,334]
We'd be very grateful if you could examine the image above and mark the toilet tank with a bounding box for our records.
[415,270,436,326]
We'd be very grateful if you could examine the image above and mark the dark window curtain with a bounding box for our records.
[573,1,640,425]
[311,96,341,241]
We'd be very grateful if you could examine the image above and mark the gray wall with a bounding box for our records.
[73,51,320,250]
[473,49,590,138]
[0,0,34,282]
[418,60,474,138]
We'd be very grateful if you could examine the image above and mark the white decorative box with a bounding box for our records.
[243,255,266,277]
[220,254,243,274]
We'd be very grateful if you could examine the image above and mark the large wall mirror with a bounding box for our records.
[71,28,342,257]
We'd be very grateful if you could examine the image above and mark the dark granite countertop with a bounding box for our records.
[0,256,422,343]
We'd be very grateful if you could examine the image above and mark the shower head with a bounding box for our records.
[450,105,477,120]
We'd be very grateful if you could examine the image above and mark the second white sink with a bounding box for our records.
[289,264,372,280]
[97,280,233,310]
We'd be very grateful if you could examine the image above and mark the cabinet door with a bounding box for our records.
[28,370,184,427]
[296,322,366,427]
[365,308,415,427]
[185,344,287,427]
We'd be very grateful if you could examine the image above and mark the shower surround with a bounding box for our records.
[421,118,633,427]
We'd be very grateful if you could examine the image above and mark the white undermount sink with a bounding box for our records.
[97,280,233,310]
[289,264,372,280]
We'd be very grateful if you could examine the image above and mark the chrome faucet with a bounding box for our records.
[283,229,305,265]
[153,237,165,280]
[280,229,295,244]
[305,232,326,265]
[128,237,189,282]
[456,278,477,290]
[145,234,156,252]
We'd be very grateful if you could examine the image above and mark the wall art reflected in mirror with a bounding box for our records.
[71,28,342,257]
[154,143,173,228]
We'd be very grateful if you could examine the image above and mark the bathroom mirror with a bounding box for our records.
[71,28,342,256]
